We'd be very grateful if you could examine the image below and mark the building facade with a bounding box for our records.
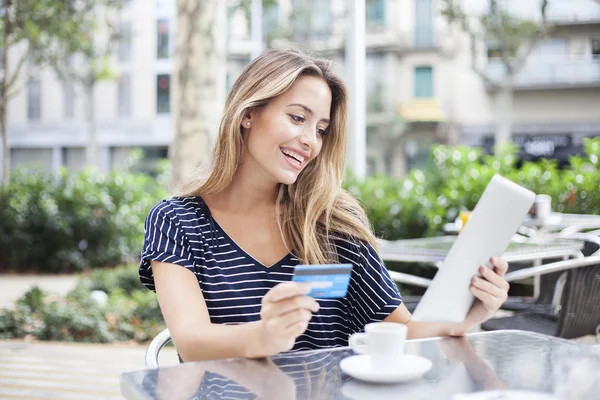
[2,0,599,178]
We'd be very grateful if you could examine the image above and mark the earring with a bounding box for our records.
[246,122,251,127]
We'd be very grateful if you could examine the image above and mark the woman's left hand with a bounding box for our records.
[461,257,510,332]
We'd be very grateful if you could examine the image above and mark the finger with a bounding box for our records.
[261,295,319,320]
[490,257,509,277]
[479,265,510,292]
[267,309,312,333]
[470,285,503,309]
[471,276,507,300]
[263,282,311,304]
[283,319,310,338]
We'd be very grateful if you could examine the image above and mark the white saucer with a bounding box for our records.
[452,390,557,400]
[340,354,432,384]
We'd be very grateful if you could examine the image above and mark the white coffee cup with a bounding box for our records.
[348,322,407,371]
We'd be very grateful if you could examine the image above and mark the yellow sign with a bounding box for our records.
[397,99,443,122]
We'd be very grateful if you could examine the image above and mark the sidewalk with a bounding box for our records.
[0,274,80,308]
[0,339,179,400]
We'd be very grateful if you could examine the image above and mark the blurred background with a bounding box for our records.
[2,0,599,180]
[1,3,600,398]
[1,0,600,345]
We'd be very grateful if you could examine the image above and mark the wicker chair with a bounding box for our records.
[500,232,600,313]
[482,255,600,339]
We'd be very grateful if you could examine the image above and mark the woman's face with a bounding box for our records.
[241,75,332,185]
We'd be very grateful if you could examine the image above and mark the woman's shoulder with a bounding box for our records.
[146,196,207,221]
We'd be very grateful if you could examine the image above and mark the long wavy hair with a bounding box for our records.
[179,48,377,264]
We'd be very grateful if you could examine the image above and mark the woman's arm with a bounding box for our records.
[383,303,467,338]
[384,257,510,338]
[153,260,263,361]
[152,261,318,362]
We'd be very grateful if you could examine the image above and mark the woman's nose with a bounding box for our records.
[300,126,318,148]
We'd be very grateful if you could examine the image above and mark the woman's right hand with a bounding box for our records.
[254,282,320,357]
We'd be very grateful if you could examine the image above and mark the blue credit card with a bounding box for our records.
[292,264,353,298]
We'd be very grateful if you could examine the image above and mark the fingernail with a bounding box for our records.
[480,266,485,273]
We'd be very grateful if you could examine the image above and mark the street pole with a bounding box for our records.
[345,0,367,179]
[251,0,263,59]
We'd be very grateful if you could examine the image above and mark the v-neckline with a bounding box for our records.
[198,198,295,270]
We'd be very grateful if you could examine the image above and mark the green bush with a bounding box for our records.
[0,166,166,273]
[0,277,165,343]
[86,264,145,294]
[345,137,600,239]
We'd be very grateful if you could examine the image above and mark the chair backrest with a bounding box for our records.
[145,328,172,368]
[556,262,600,339]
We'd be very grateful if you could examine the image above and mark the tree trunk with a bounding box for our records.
[1,18,10,188]
[1,102,8,189]
[171,0,226,185]
[494,80,514,152]
[84,81,98,167]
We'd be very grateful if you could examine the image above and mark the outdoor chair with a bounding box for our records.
[386,270,432,313]
[482,254,600,339]
[146,328,172,368]
[500,232,600,313]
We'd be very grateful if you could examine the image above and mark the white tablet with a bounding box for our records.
[412,174,536,323]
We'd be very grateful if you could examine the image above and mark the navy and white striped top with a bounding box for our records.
[139,196,403,351]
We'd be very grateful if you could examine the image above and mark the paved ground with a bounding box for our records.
[0,274,596,399]
[0,339,179,400]
[0,274,80,308]
[0,274,179,399]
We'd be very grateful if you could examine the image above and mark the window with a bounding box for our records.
[366,53,384,112]
[414,66,433,98]
[263,3,279,42]
[63,147,86,172]
[366,0,386,30]
[63,81,75,119]
[414,0,433,47]
[156,74,170,113]
[311,0,331,40]
[530,38,568,61]
[118,22,132,62]
[157,19,170,59]
[118,73,131,118]
[27,77,41,120]
[226,6,234,44]
[592,37,600,59]
[10,148,53,171]
[291,0,331,41]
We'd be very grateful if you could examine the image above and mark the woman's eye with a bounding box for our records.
[290,115,305,123]
[318,128,328,136]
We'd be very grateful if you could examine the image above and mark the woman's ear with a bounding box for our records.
[241,109,253,129]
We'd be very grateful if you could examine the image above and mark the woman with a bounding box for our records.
[139,49,509,362]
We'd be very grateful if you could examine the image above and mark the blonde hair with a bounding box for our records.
[180,48,377,264]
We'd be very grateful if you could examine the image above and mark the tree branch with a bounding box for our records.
[489,0,513,75]
[443,0,498,88]
[510,0,550,73]
[5,48,29,92]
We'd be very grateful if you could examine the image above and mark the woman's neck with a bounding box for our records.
[211,165,280,215]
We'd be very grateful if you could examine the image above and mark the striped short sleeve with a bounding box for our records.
[345,240,403,331]
[139,201,196,291]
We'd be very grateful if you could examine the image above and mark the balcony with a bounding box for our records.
[546,1,600,25]
[486,57,600,90]
[397,99,444,123]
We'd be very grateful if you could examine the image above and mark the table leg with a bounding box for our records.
[532,259,541,300]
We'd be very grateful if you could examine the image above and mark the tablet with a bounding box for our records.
[412,174,536,323]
